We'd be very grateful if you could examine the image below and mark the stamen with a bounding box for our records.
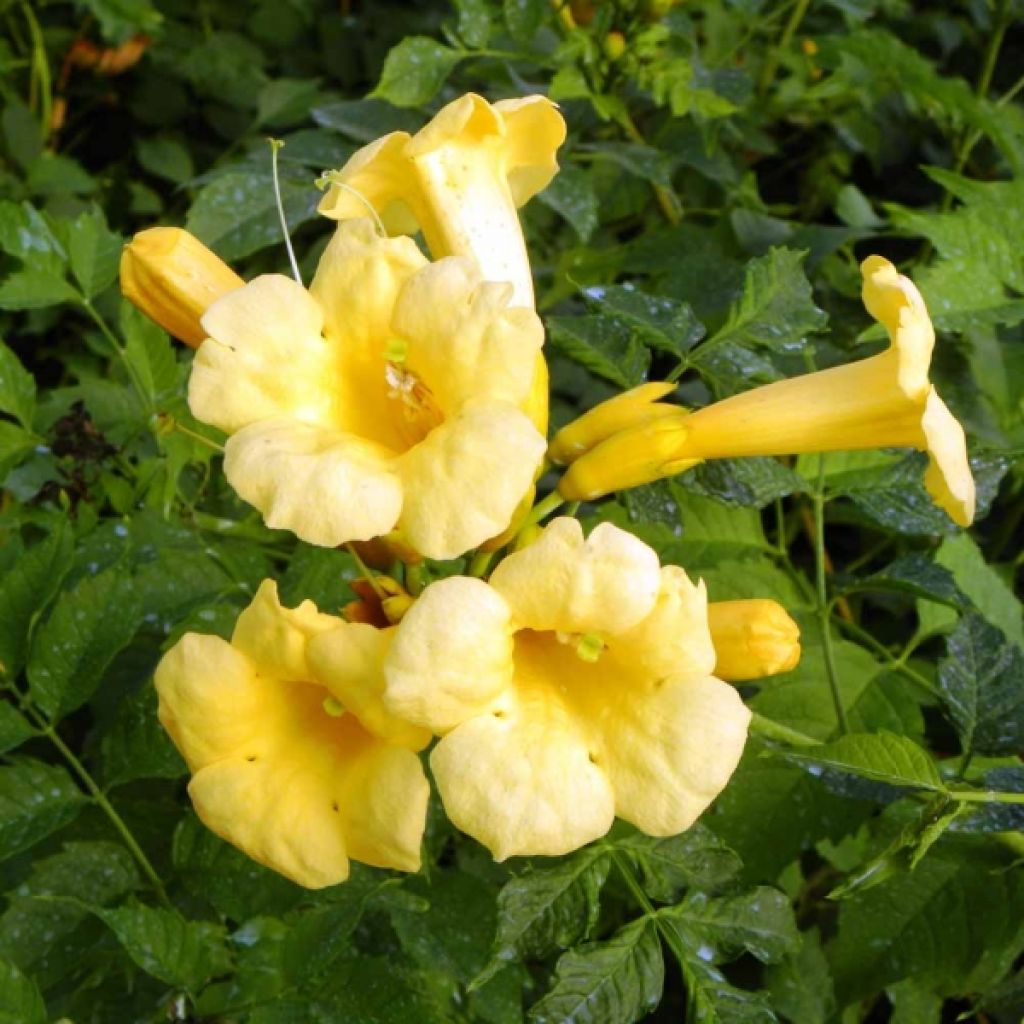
[322,696,346,717]
[576,633,605,663]
[268,138,302,285]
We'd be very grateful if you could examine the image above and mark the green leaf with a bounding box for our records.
[99,685,186,787]
[371,38,464,108]
[844,555,965,608]
[76,0,163,42]
[0,841,139,970]
[777,731,945,794]
[765,928,834,1024]
[538,165,600,242]
[613,824,742,902]
[682,957,777,1024]
[454,0,492,47]
[0,958,46,1024]
[135,135,195,184]
[548,314,650,388]
[119,301,178,400]
[27,567,142,720]
[937,613,1024,757]
[258,78,322,128]
[0,524,73,678]
[0,270,79,310]
[186,169,319,262]
[0,201,66,274]
[312,99,421,142]
[828,842,1024,1002]
[97,900,232,993]
[482,847,609,976]
[0,338,36,428]
[504,0,544,41]
[583,284,706,357]
[0,704,34,756]
[683,458,802,509]
[528,917,664,1024]
[67,206,121,299]
[696,248,826,360]
[0,422,36,475]
[666,888,799,965]
[0,760,86,861]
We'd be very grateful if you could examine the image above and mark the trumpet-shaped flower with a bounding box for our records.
[561,256,975,526]
[707,599,801,681]
[318,93,566,309]
[154,581,430,888]
[120,227,243,347]
[382,518,750,860]
[187,219,547,560]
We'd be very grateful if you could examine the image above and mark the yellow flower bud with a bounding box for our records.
[549,381,682,465]
[120,227,243,348]
[603,31,627,61]
[707,600,801,682]
[557,414,700,501]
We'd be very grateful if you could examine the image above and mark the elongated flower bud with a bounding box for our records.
[120,227,243,347]
[708,599,801,681]
[549,382,683,465]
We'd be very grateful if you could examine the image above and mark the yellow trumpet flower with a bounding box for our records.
[120,227,243,347]
[561,256,975,526]
[318,92,566,309]
[707,600,801,681]
[154,581,429,888]
[187,219,547,560]
[382,518,750,860]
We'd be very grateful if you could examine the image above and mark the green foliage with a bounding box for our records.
[1,0,1023,1022]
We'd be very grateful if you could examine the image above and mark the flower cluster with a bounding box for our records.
[123,92,974,888]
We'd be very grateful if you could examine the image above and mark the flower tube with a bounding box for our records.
[560,256,975,526]
[120,227,243,347]
[154,581,429,888]
[318,93,566,308]
[379,518,750,860]
[186,219,547,560]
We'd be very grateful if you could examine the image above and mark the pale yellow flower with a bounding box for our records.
[120,227,243,347]
[318,93,565,309]
[707,599,801,681]
[382,518,750,860]
[560,256,975,526]
[187,219,547,560]
[154,580,430,888]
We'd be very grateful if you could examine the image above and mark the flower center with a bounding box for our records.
[383,355,444,447]
[556,630,606,663]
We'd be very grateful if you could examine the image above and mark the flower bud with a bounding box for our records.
[707,600,801,682]
[549,382,682,465]
[120,227,243,347]
[603,31,627,61]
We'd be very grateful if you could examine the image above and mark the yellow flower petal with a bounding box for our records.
[231,579,339,684]
[384,576,514,733]
[608,567,716,681]
[921,390,975,527]
[430,685,615,860]
[488,517,661,634]
[189,275,332,434]
[397,403,545,561]
[224,417,402,547]
[492,95,567,206]
[306,624,431,750]
[598,674,750,836]
[392,256,543,413]
[154,632,265,771]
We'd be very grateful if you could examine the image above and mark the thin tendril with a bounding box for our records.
[268,138,302,285]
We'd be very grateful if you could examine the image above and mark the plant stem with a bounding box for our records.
[814,460,848,734]
[611,852,691,967]
[522,490,566,530]
[832,614,937,696]
[757,0,811,95]
[749,711,819,748]
[948,788,1024,805]
[468,548,496,579]
[344,544,386,599]
[28,708,171,906]
[80,299,152,412]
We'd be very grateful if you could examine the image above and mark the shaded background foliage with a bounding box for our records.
[0,0,1023,1021]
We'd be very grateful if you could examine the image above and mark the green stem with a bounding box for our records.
[80,299,152,412]
[832,614,937,696]
[948,788,1024,806]
[813,460,848,734]
[404,562,425,597]
[344,544,386,599]
[610,852,691,968]
[749,711,819,748]
[523,490,566,531]
[28,709,171,906]
[468,549,496,579]
[757,0,811,95]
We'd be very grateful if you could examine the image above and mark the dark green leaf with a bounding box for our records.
[777,732,945,794]
[0,704,34,756]
[682,957,777,1024]
[258,79,322,129]
[371,38,464,108]
[97,900,232,993]
[312,99,422,142]
[0,422,36,475]
[666,888,799,964]
[0,524,73,678]
[529,917,664,1024]
[77,0,163,42]
[765,928,834,1024]
[504,0,544,41]
[454,0,492,46]
[696,248,826,359]
[0,271,79,310]
[67,206,121,299]
[99,685,186,788]
[548,315,650,388]
[842,555,965,608]
[583,284,705,357]
[120,301,178,401]
[0,339,36,429]
[0,958,46,1024]
[136,135,195,184]
[937,613,1024,756]
[538,165,599,242]
[27,567,142,720]
[0,760,86,861]
[682,458,802,509]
